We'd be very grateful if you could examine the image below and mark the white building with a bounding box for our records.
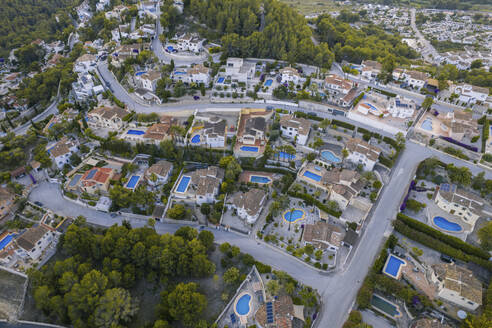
[361,60,382,79]
[202,117,227,148]
[224,57,255,83]
[87,106,130,131]
[74,54,97,73]
[173,166,224,205]
[172,64,210,85]
[279,114,311,145]
[229,188,266,224]
[96,0,110,11]
[47,137,79,169]
[453,84,489,105]
[145,160,173,186]
[403,70,428,90]
[136,70,161,92]
[345,137,382,171]
[431,263,482,311]
[324,74,355,95]
[15,225,54,261]
[434,183,484,227]
[279,66,302,85]
[387,96,416,118]
[175,33,204,53]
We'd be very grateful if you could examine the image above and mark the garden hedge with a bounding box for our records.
[331,119,355,131]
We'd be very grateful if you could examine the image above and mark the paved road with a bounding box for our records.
[27,139,491,328]
[13,98,59,135]
[410,8,439,63]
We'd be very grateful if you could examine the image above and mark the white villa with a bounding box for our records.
[279,114,311,145]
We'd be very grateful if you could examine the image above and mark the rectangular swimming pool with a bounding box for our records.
[126,175,141,189]
[371,294,400,318]
[303,170,322,182]
[217,77,225,83]
[240,146,259,152]
[264,79,273,87]
[0,234,13,251]
[176,176,191,193]
[127,130,145,135]
[383,254,405,278]
[250,176,271,184]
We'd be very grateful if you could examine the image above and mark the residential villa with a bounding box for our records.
[47,137,79,169]
[190,115,227,148]
[172,64,210,85]
[404,70,428,90]
[324,74,355,95]
[111,43,150,67]
[0,187,15,219]
[345,137,382,171]
[279,114,311,145]
[361,60,382,79]
[302,221,343,251]
[173,166,224,205]
[135,70,160,92]
[74,54,97,73]
[453,83,489,105]
[228,188,267,224]
[15,225,54,260]
[79,167,115,194]
[279,66,302,85]
[431,263,483,311]
[416,109,480,142]
[434,183,484,228]
[175,33,204,52]
[87,106,130,130]
[410,318,452,328]
[145,160,173,186]
[143,123,174,143]
[224,57,255,84]
[387,96,417,118]
[234,109,272,158]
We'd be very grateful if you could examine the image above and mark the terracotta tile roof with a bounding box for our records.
[76,54,96,63]
[89,106,129,121]
[345,137,381,162]
[49,137,76,158]
[303,221,343,249]
[16,225,48,251]
[433,263,482,305]
[437,183,484,217]
[232,188,266,217]
[324,74,354,91]
[280,66,300,77]
[143,123,171,140]
[279,115,311,136]
[146,160,172,177]
[141,70,161,81]
[187,64,209,75]
[411,318,452,328]
[362,60,382,71]
[407,70,428,81]
[81,167,114,186]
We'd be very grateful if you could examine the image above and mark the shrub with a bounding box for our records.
[255,261,272,274]
[331,119,355,131]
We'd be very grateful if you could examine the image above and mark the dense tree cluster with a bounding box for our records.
[0,0,75,58]
[188,0,335,67]
[29,220,216,327]
[316,15,418,64]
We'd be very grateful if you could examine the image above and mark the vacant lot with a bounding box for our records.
[280,0,348,16]
[0,269,27,320]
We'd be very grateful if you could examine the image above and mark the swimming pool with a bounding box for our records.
[167,45,174,51]
[127,129,145,135]
[191,134,201,143]
[250,175,272,184]
[364,103,380,113]
[135,71,146,76]
[383,254,406,279]
[0,234,13,251]
[421,118,433,131]
[433,216,462,232]
[264,79,273,87]
[240,146,259,152]
[371,294,401,318]
[235,293,252,316]
[320,150,341,163]
[283,209,305,223]
[303,170,322,182]
[176,176,191,193]
[217,77,225,84]
[126,175,141,189]
[276,151,296,161]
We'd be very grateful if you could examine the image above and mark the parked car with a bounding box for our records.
[34,201,43,207]
[193,96,200,100]
[440,254,455,263]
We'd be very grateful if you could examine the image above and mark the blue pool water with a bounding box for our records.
[264,79,273,87]
[126,175,140,189]
[384,255,405,277]
[303,170,322,182]
[217,77,225,83]
[240,146,259,152]
[250,175,271,184]
[433,216,462,232]
[167,45,174,51]
[364,103,380,112]
[176,176,191,193]
[371,295,400,317]
[321,150,341,163]
[236,294,251,316]
[0,235,13,251]
[191,135,201,143]
[276,151,296,160]
[283,209,304,222]
[135,71,146,76]
[421,118,433,131]
[127,129,145,135]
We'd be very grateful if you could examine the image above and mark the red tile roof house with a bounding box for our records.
[79,167,115,194]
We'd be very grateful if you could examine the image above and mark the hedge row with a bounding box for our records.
[379,154,394,168]
[331,119,355,131]
[368,87,397,98]
[288,191,341,218]
[383,136,400,150]
[393,220,492,271]
[352,92,365,107]
[396,213,490,260]
[294,111,323,122]
[482,119,490,153]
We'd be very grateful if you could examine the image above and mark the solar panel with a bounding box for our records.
[86,169,97,179]
[441,183,450,192]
